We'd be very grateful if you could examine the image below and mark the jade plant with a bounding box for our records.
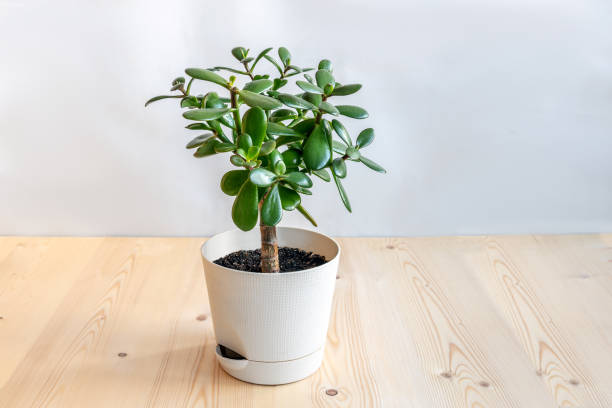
[146,46,385,273]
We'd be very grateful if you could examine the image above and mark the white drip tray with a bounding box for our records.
[215,345,324,385]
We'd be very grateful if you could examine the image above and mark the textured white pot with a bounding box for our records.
[200,227,340,385]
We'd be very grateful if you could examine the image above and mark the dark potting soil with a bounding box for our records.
[213,247,326,272]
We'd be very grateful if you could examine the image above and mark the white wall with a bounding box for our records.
[1,0,611,237]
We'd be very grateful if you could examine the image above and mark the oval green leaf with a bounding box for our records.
[261,184,282,226]
[360,156,386,173]
[232,180,259,231]
[302,124,331,170]
[243,79,273,94]
[238,89,282,110]
[319,101,339,116]
[278,186,301,210]
[250,168,277,187]
[185,68,228,87]
[285,171,313,188]
[193,140,220,158]
[278,47,291,66]
[336,105,369,119]
[242,107,267,148]
[315,69,334,89]
[331,84,362,96]
[186,133,214,149]
[332,157,347,178]
[312,168,331,182]
[356,128,375,148]
[331,119,352,146]
[183,108,231,121]
[296,80,323,94]
[220,170,249,196]
[277,93,317,110]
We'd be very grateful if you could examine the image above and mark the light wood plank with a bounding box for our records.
[0,235,611,407]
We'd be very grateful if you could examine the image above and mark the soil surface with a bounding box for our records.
[213,247,327,272]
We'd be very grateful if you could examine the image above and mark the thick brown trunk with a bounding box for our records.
[260,224,280,273]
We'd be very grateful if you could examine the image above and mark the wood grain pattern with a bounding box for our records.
[0,235,611,407]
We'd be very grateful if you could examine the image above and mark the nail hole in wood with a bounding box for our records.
[196,314,208,321]
[440,371,452,379]
[478,380,490,388]
[535,370,542,376]
[0,316,3,320]
[118,352,127,358]
[325,389,338,396]
[569,378,580,386]
[386,245,395,250]
[336,275,340,280]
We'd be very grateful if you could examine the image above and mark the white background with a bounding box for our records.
[1,0,611,237]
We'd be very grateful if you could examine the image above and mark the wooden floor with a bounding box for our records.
[0,235,611,407]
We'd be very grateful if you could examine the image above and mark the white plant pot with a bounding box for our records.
[200,227,340,385]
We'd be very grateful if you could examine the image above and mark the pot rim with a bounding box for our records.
[200,226,341,277]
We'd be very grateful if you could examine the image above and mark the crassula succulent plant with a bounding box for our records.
[146,46,385,272]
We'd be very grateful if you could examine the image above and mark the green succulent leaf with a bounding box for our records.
[183,108,231,121]
[230,155,246,167]
[144,95,181,107]
[260,184,282,226]
[274,160,286,175]
[185,122,212,130]
[267,122,302,137]
[269,109,296,122]
[296,204,317,227]
[312,168,331,182]
[243,79,273,93]
[281,149,301,169]
[250,168,277,187]
[302,124,331,170]
[186,133,214,149]
[336,105,369,119]
[285,171,313,188]
[221,170,249,196]
[193,140,220,158]
[277,93,317,110]
[231,47,248,62]
[242,107,267,148]
[278,47,291,66]
[238,89,283,110]
[238,133,252,151]
[319,101,339,116]
[360,156,387,173]
[250,47,272,71]
[302,92,322,107]
[304,73,314,84]
[356,128,375,149]
[331,119,352,146]
[292,118,316,135]
[331,84,362,96]
[172,77,185,85]
[214,142,236,153]
[275,135,304,147]
[332,140,348,155]
[296,80,324,94]
[332,157,347,178]
[318,59,332,71]
[315,69,334,89]
[278,186,301,210]
[259,140,276,156]
[332,171,352,212]
[185,68,228,87]
[232,180,259,231]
